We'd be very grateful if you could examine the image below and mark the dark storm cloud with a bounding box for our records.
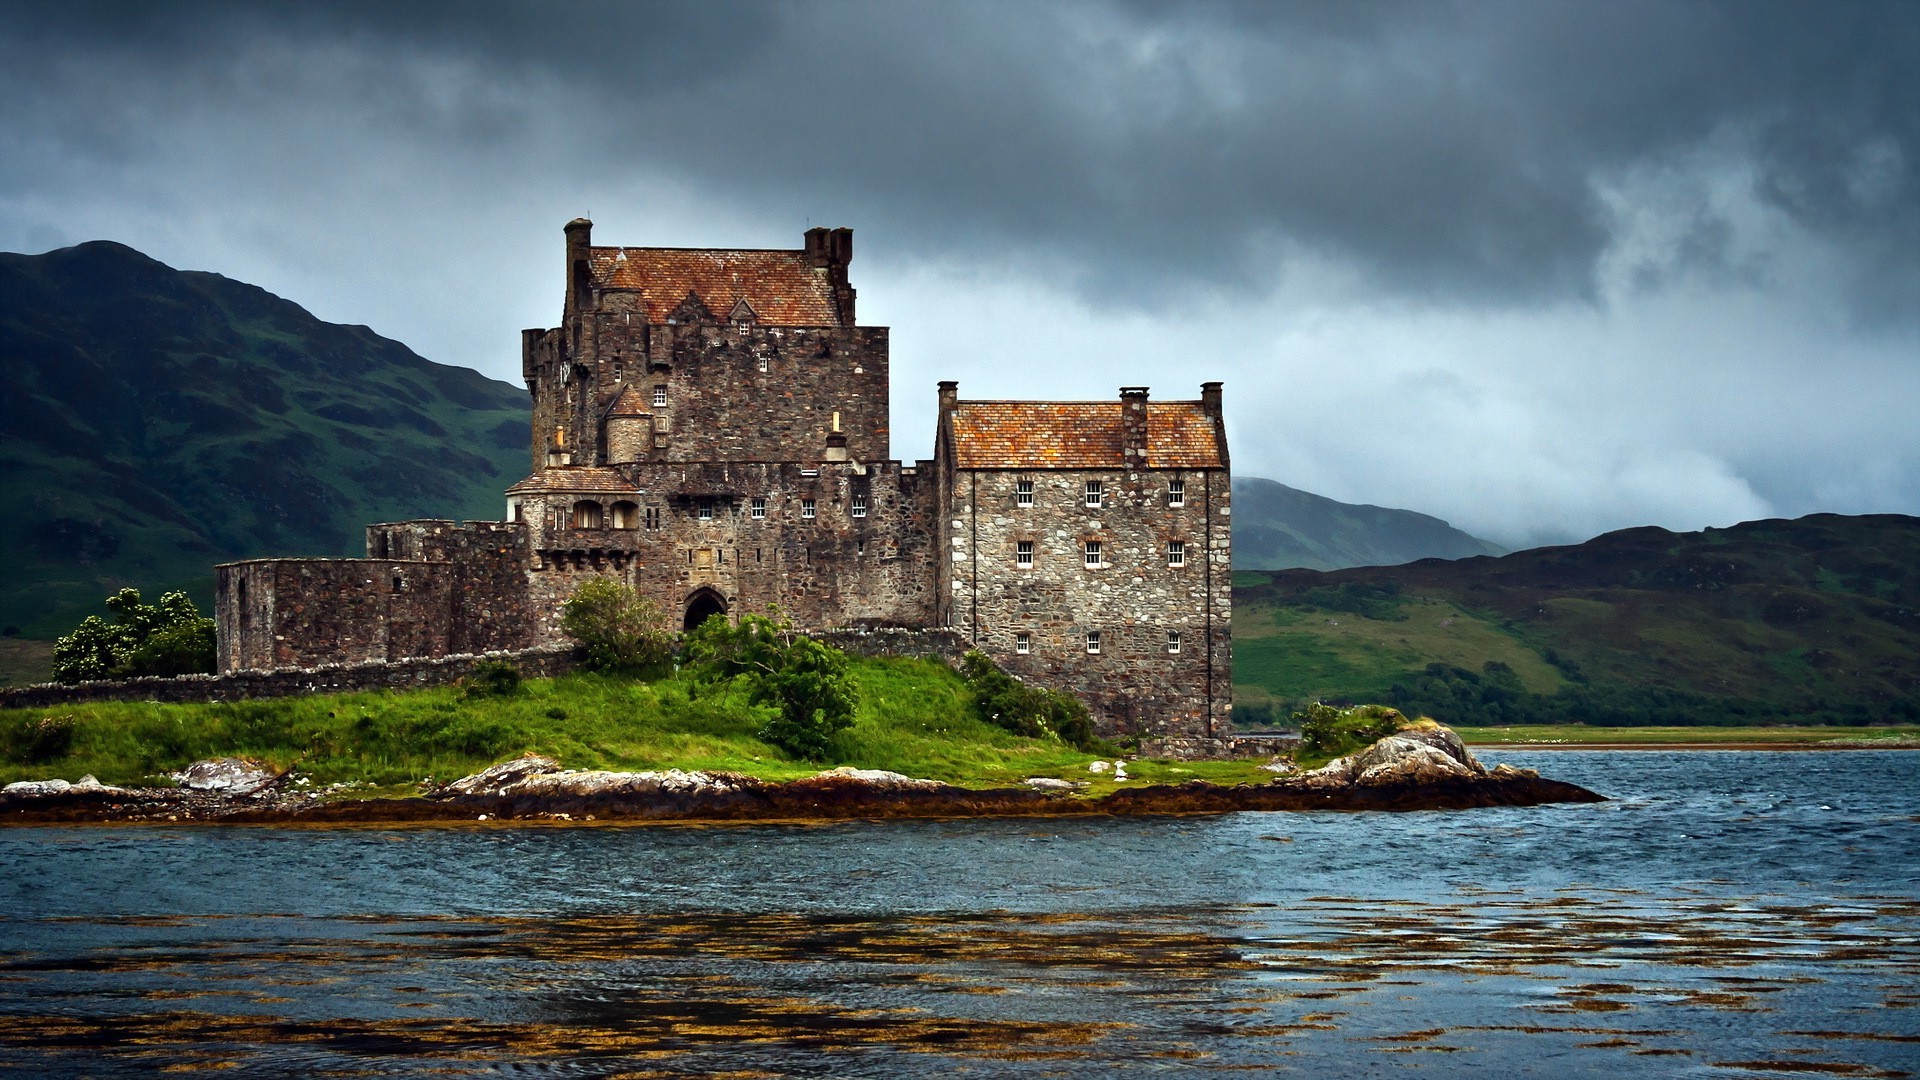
[3,0,1915,319]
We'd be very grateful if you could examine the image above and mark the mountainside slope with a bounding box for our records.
[1231,476,1505,570]
[1231,514,1920,727]
[0,242,530,639]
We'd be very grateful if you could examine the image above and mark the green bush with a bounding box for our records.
[461,660,523,699]
[2,714,75,764]
[50,589,216,684]
[684,610,858,761]
[559,579,676,675]
[1295,702,1408,764]
[958,651,1101,751]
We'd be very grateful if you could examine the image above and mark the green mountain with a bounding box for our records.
[1231,476,1505,570]
[1230,514,1920,728]
[0,241,530,640]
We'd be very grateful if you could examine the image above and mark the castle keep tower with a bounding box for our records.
[214,219,1231,747]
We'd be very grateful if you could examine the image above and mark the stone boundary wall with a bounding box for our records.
[0,648,581,709]
[812,626,971,661]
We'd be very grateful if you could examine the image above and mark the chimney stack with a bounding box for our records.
[1200,381,1223,420]
[1120,386,1150,469]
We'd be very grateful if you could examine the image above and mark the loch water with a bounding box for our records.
[1,750,1916,1077]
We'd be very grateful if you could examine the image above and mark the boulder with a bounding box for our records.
[1354,741,1476,785]
[1393,723,1484,773]
[172,758,280,794]
[3,778,72,796]
[1023,777,1076,792]
[809,766,943,791]
[436,754,563,797]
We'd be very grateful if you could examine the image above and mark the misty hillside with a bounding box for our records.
[0,241,531,639]
[1231,476,1505,571]
[1231,513,1920,727]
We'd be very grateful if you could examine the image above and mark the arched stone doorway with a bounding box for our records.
[683,588,728,633]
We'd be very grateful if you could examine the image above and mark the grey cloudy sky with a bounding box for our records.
[2,0,1916,547]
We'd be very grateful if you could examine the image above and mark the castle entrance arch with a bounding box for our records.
[683,588,728,633]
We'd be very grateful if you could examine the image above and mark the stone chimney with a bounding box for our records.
[565,217,593,314]
[1120,386,1150,469]
[1200,381,1222,420]
[937,380,958,418]
[806,226,856,323]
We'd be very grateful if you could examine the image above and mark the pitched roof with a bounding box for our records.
[505,467,640,495]
[589,247,841,326]
[604,384,650,419]
[948,401,1225,470]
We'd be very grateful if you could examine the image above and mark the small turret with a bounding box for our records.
[605,385,651,465]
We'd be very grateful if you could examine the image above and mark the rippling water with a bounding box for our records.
[2,750,1916,1077]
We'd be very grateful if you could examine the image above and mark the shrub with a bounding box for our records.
[559,579,676,675]
[460,660,523,699]
[685,610,858,761]
[50,589,216,684]
[1295,702,1408,764]
[958,651,1101,751]
[2,714,76,764]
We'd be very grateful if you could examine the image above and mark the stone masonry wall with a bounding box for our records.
[215,559,455,674]
[946,466,1232,741]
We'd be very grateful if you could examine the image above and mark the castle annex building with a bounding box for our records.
[215,220,1232,741]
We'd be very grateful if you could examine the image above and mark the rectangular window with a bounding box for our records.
[1015,632,1031,655]
[1167,540,1186,567]
[802,498,816,520]
[697,498,714,521]
[1084,480,1104,508]
[1016,478,1034,507]
[1016,540,1033,568]
[758,356,769,373]
[1086,630,1102,655]
[851,494,868,518]
[652,385,667,407]
[1084,540,1102,568]
[751,497,766,519]
[1168,479,1185,507]
[1167,630,1182,654]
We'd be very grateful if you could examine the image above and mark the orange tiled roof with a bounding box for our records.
[506,467,640,495]
[949,401,1224,469]
[590,247,840,326]
[604,384,650,418]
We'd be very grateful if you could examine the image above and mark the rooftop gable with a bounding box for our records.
[948,400,1224,470]
[589,247,842,326]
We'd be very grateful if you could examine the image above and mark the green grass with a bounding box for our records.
[0,656,1277,792]
[1453,724,1920,747]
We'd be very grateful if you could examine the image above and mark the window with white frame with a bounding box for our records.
[1084,479,1104,508]
[1016,478,1034,507]
[851,493,868,518]
[757,356,769,373]
[697,498,714,521]
[1167,630,1182,654]
[1086,630,1102,655]
[1167,540,1186,567]
[651,385,667,407]
[751,496,766,519]
[801,498,816,519]
[1015,632,1031,654]
[1016,540,1033,568]
[1168,478,1185,507]
[1084,540,1103,568]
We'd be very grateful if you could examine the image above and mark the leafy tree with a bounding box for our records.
[1295,702,1406,762]
[958,650,1100,751]
[684,610,858,761]
[50,589,216,684]
[559,578,676,675]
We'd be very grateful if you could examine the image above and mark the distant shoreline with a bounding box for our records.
[1473,741,1920,752]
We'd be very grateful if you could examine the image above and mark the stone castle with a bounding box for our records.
[214,220,1232,742]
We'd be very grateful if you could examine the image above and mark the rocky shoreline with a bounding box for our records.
[0,728,1605,826]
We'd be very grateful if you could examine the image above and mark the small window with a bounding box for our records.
[697,498,714,521]
[851,493,868,518]
[612,360,624,382]
[651,385,667,407]
[1084,480,1103,508]
[391,575,405,593]
[1016,479,1034,507]
[802,498,816,520]
[758,356,769,373]
[1016,540,1033,568]
[645,506,661,530]
[1086,630,1102,655]
[1168,479,1185,507]
[1167,540,1186,567]
[1167,630,1182,654]
[1015,632,1031,655]
[751,497,767,519]
[1084,540,1102,568]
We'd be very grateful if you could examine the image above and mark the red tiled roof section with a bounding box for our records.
[506,468,639,495]
[949,401,1224,469]
[590,247,841,326]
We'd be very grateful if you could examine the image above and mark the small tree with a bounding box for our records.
[958,650,1100,751]
[50,589,216,684]
[685,610,858,761]
[559,579,675,675]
